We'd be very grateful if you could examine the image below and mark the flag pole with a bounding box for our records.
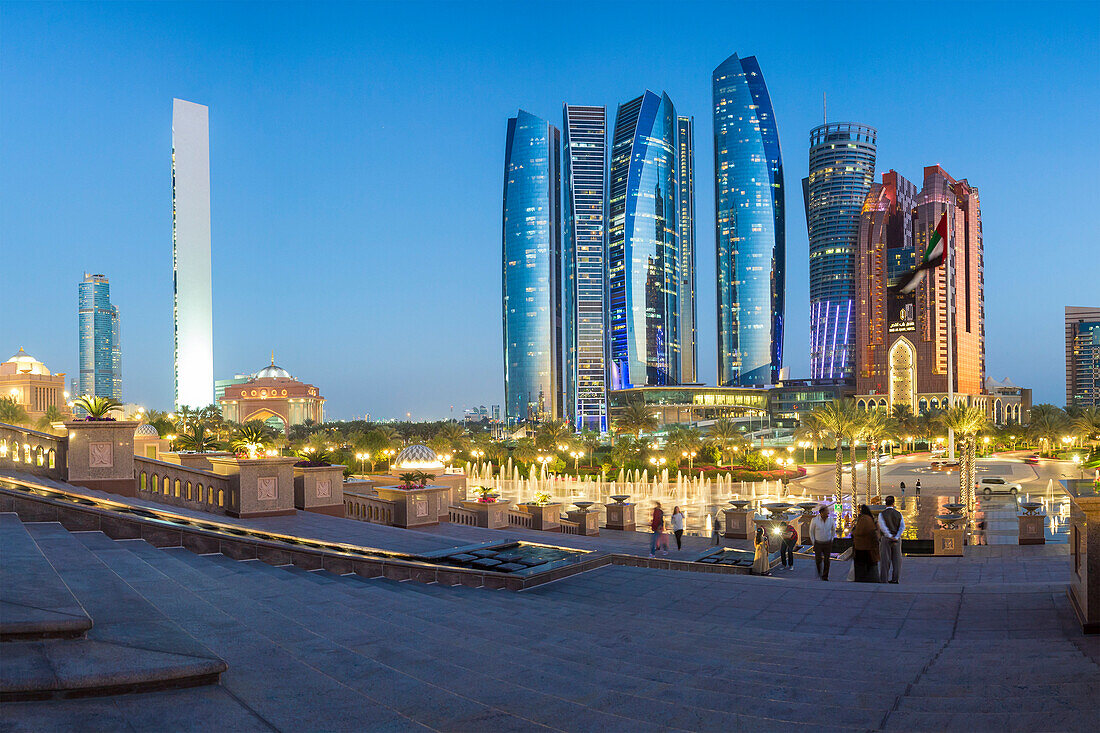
[946,200,955,460]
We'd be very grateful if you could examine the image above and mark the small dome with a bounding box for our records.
[255,363,292,380]
[5,347,50,375]
[393,444,443,471]
[134,424,160,438]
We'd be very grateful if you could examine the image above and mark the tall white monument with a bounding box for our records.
[172,99,214,409]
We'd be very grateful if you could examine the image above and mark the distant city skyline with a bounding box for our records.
[2,2,1096,418]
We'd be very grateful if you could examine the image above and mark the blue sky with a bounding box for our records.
[2,1,1097,419]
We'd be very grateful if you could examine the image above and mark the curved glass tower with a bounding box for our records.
[805,122,876,380]
[502,110,561,423]
[608,91,680,390]
[563,104,608,432]
[712,53,784,386]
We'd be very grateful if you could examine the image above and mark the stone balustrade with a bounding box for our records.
[506,510,533,529]
[448,505,478,526]
[134,456,233,515]
[343,490,395,525]
[558,519,580,535]
[0,423,66,480]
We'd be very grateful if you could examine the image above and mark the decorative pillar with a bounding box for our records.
[63,420,140,496]
[1065,481,1100,634]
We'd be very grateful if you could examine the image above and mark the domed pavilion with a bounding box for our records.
[217,355,324,433]
[0,348,71,424]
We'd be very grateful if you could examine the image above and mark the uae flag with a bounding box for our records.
[892,211,948,295]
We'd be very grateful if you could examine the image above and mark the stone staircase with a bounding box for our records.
[2,512,1098,731]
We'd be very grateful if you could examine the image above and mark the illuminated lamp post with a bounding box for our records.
[537,454,552,478]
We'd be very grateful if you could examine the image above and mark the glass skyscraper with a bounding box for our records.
[804,122,876,380]
[677,115,697,385]
[608,90,680,390]
[563,104,608,431]
[502,110,562,423]
[712,53,785,386]
[78,272,121,400]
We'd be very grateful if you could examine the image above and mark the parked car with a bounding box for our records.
[930,459,960,471]
[977,477,1021,495]
[1024,454,1040,465]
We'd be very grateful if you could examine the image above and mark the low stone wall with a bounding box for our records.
[344,490,395,525]
[0,422,66,481]
[134,456,233,516]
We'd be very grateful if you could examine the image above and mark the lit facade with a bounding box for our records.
[502,110,561,423]
[1,349,71,423]
[77,273,121,400]
[677,115,697,384]
[218,361,324,432]
[804,123,877,380]
[172,98,214,410]
[855,166,986,415]
[563,104,608,431]
[1066,306,1100,408]
[609,91,680,390]
[713,53,785,387]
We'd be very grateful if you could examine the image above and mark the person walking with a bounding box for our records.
[876,495,904,584]
[851,504,880,582]
[751,526,771,575]
[899,481,906,498]
[809,505,836,580]
[712,508,722,545]
[649,502,664,558]
[671,506,685,551]
[780,519,797,571]
[656,519,670,556]
[915,479,921,497]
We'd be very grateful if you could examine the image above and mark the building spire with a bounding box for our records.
[271,349,275,366]
[823,92,827,125]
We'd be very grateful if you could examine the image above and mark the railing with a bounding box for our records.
[558,518,580,535]
[506,510,533,529]
[133,456,234,516]
[448,505,478,526]
[343,491,396,525]
[0,422,66,480]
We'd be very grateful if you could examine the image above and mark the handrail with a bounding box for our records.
[558,518,580,535]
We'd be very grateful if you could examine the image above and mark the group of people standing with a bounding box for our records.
[847,496,905,583]
[648,502,686,557]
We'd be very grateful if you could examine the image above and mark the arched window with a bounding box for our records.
[857,400,866,411]
[140,472,147,491]
[174,479,181,498]
[48,449,55,469]
[185,481,192,500]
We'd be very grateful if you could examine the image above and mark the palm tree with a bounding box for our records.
[860,410,894,503]
[1028,404,1068,455]
[0,397,30,426]
[176,423,220,453]
[610,435,642,469]
[807,400,858,507]
[511,437,538,466]
[941,405,989,510]
[707,418,742,466]
[535,419,573,450]
[576,428,602,462]
[1071,407,1100,453]
[73,395,122,419]
[230,424,272,457]
[793,412,827,463]
[614,401,658,439]
[34,405,65,432]
[434,422,468,453]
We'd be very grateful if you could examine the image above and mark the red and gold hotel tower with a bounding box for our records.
[854,166,986,415]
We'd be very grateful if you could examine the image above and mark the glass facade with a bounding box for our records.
[563,104,608,431]
[1066,307,1100,408]
[608,91,680,390]
[78,273,121,400]
[502,110,561,423]
[677,115,697,384]
[805,122,876,380]
[712,53,784,387]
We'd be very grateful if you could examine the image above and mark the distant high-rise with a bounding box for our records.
[855,166,985,413]
[677,115,697,384]
[502,110,562,423]
[1066,306,1100,408]
[78,273,121,400]
[563,104,608,431]
[804,122,877,380]
[712,53,785,386]
[172,99,214,410]
[608,90,680,390]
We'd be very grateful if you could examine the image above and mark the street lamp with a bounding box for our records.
[537,454,552,477]
[570,450,582,471]
[1073,454,1083,479]
[166,434,177,450]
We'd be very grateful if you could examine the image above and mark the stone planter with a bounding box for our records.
[375,484,453,528]
[517,502,562,531]
[208,455,298,518]
[293,464,346,516]
[63,420,140,496]
[161,451,233,472]
[1017,512,1046,545]
[932,527,965,556]
[565,508,600,536]
[605,502,636,531]
[722,508,755,539]
[460,499,512,529]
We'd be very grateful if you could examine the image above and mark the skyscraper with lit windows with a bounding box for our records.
[712,53,784,386]
[78,272,121,400]
[502,110,562,423]
[563,104,608,431]
[677,115,697,384]
[804,122,877,380]
[608,90,680,390]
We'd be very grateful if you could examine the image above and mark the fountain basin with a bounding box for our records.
[573,501,595,512]
[728,499,751,510]
[609,495,631,504]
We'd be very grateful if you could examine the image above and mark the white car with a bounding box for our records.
[976,477,1021,495]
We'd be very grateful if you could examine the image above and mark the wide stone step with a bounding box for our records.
[0,514,91,641]
[896,694,1100,713]
[883,709,1092,732]
[0,638,226,701]
[907,680,1100,699]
